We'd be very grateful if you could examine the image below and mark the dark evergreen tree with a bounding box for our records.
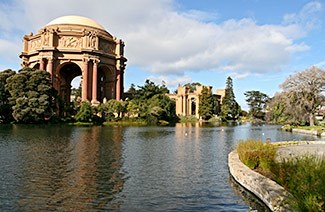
[127,83,137,95]
[0,69,15,123]
[220,76,241,121]
[6,67,55,123]
[198,86,214,120]
[244,90,269,120]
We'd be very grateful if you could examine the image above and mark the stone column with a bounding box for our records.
[23,37,28,52]
[40,59,45,70]
[116,70,121,101]
[91,60,98,103]
[188,98,192,115]
[120,70,124,100]
[183,95,186,116]
[47,59,53,83]
[82,60,88,101]
[195,97,200,119]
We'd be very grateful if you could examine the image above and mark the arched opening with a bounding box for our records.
[191,98,196,115]
[58,63,82,103]
[71,76,82,102]
[98,68,106,102]
[98,65,115,102]
[33,63,40,69]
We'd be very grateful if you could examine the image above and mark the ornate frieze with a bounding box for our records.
[99,39,115,54]
[59,36,82,48]
[30,38,41,50]
[85,31,98,48]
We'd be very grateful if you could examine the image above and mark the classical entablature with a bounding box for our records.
[20,15,127,104]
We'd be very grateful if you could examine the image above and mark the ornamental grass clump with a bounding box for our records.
[236,140,325,211]
[237,139,276,170]
[270,155,325,212]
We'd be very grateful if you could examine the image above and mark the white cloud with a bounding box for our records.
[0,38,21,67]
[0,0,322,78]
[283,1,322,32]
[313,61,325,69]
[148,75,192,89]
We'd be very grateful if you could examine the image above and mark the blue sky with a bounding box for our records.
[0,0,324,109]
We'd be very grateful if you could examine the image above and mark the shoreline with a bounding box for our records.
[228,141,325,211]
[228,149,291,211]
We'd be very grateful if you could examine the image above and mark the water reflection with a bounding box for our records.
[0,125,125,211]
[0,124,321,211]
[229,176,271,212]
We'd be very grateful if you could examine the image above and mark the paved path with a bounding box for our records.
[276,142,325,160]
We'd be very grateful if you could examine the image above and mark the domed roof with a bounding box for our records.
[46,15,105,30]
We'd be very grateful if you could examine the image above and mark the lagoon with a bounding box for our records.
[0,123,320,211]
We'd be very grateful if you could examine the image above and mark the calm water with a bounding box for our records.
[0,123,320,211]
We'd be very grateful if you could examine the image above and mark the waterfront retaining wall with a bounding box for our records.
[292,128,319,136]
[228,150,292,212]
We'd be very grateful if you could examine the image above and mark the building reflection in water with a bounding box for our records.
[11,125,125,211]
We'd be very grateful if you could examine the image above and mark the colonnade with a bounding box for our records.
[38,57,123,103]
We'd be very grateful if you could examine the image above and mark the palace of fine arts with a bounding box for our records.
[1,1,325,211]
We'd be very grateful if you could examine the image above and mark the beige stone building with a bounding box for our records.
[20,15,127,104]
[166,85,225,119]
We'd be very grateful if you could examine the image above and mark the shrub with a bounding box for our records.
[75,101,93,122]
[237,140,276,170]
[179,115,197,123]
[281,124,293,132]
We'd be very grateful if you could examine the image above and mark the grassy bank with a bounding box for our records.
[282,124,325,134]
[103,120,147,126]
[297,126,325,134]
[237,140,325,211]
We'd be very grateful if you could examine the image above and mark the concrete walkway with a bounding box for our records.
[276,141,325,160]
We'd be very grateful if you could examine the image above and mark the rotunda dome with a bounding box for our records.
[46,15,105,30]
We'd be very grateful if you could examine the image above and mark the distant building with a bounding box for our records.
[166,85,225,119]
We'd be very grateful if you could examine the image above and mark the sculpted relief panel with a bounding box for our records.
[59,36,82,48]
[99,39,115,54]
[30,38,41,50]
[42,30,50,46]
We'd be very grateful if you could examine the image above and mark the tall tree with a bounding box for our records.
[198,86,214,120]
[220,77,241,121]
[244,90,269,120]
[266,92,289,124]
[134,79,169,100]
[279,66,325,126]
[145,94,177,124]
[0,69,15,123]
[125,80,176,124]
[6,68,55,123]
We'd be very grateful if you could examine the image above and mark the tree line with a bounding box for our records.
[1,66,323,126]
[0,68,179,125]
[244,66,325,127]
